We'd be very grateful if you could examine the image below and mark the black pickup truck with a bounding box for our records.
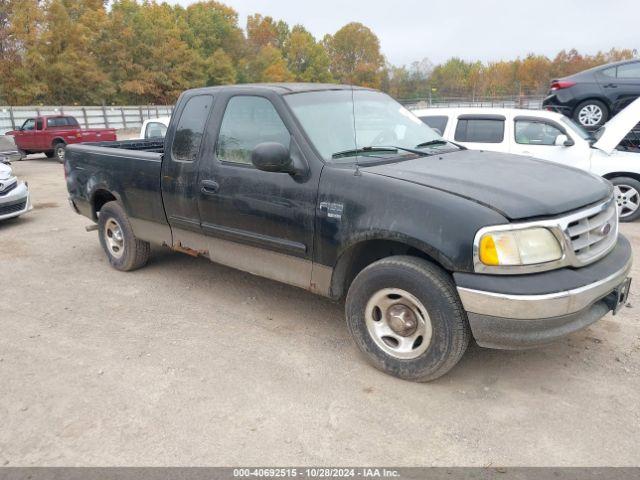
[65,84,632,382]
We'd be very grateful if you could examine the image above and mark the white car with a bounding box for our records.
[0,162,32,221]
[413,99,640,221]
[139,116,170,140]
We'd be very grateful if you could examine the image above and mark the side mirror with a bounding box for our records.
[251,142,292,173]
[555,134,574,147]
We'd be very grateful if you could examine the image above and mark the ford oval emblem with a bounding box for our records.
[600,223,612,236]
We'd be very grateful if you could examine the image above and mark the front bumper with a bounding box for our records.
[0,181,32,220]
[455,235,632,349]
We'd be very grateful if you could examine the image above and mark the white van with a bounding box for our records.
[413,99,640,220]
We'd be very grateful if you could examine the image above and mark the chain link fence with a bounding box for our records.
[0,105,174,134]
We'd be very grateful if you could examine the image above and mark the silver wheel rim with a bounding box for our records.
[104,218,125,258]
[56,146,65,160]
[365,288,432,360]
[578,104,603,126]
[614,184,640,218]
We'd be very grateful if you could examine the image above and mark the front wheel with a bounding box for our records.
[98,201,150,271]
[611,176,640,222]
[345,256,470,382]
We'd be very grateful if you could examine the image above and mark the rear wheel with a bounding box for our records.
[98,201,150,271]
[573,99,608,128]
[17,149,27,160]
[52,141,66,163]
[345,256,470,382]
[611,176,640,222]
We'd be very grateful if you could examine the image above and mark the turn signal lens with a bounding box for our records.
[478,228,562,267]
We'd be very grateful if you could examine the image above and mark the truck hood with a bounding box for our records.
[593,97,640,154]
[363,150,611,220]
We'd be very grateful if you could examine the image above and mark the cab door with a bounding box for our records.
[195,90,319,290]
[14,118,37,150]
[509,116,589,170]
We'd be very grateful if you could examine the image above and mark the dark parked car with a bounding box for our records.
[65,84,632,382]
[543,59,640,128]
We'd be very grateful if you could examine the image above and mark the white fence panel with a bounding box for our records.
[0,105,174,134]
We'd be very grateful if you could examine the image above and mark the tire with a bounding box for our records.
[345,255,470,382]
[17,149,27,160]
[44,150,55,158]
[573,99,609,128]
[611,176,640,222]
[98,201,150,271]
[52,141,66,163]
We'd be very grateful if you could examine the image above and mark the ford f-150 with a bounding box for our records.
[65,84,632,381]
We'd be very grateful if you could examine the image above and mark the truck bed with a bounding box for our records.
[65,139,168,231]
[88,138,165,153]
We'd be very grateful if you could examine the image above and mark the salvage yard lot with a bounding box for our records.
[1,159,640,466]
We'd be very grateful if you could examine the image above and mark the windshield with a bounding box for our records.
[560,117,593,141]
[284,89,451,162]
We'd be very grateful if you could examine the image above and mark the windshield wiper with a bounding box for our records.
[415,139,449,148]
[331,145,430,159]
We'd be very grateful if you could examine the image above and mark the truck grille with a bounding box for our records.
[0,200,26,216]
[564,197,618,266]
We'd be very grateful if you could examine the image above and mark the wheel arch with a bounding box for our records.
[328,234,455,300]
[51,137,67,147]
[603,172,640,183]
[90,188,121,221]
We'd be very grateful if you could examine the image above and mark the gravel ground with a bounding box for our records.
[1,159,639,466]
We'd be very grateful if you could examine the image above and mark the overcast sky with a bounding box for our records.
[168,0,639,66]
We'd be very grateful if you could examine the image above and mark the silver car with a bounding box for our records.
[0,162,32,220]
[0,135,24,164]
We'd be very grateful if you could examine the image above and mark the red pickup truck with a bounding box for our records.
[8,115,117,162]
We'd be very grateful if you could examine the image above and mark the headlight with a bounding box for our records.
[478,227,562,266]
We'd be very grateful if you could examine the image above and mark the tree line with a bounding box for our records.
[0,0,637,106]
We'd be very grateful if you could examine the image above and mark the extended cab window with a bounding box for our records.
[515,120,564,145]
[454,117,504,143]
[172,95,214,162]
[36,119,43,130]
[419,116,448,136]
[216,96,290,165]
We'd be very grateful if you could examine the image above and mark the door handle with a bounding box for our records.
[603,83,618,88]
[200,179,219,195]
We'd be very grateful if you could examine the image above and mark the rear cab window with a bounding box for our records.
[419,115,448,136]
[171,94,214,162]
[454,115,505,143]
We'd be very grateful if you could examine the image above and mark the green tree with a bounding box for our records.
[284,25,332,82]
[39,0,113,104]
[103,0,206,104]
[243,45,293,82]
[181,1,244,61]
[207,48,236,85]
[323,22,384,88]
[0,0,46,104]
